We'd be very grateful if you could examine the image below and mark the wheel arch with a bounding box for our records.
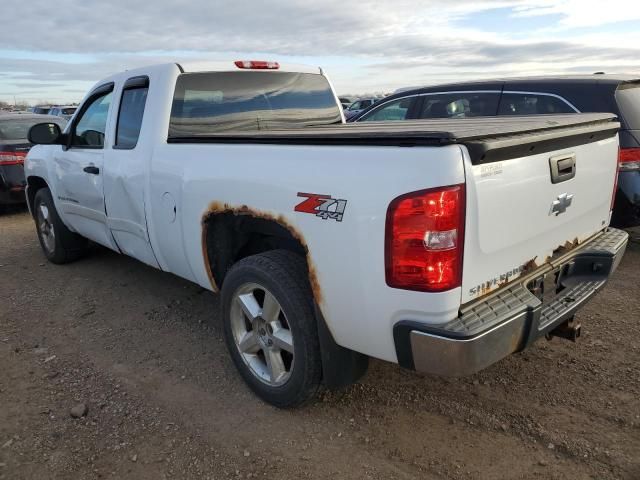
[201,202,321,302]
[26,176,50,216]
[201,202,368,389]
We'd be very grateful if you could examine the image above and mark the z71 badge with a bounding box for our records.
[295,193,347,222]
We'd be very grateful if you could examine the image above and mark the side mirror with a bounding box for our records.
[28,122,63,145]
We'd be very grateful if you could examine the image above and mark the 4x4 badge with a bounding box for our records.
[550,193,573,216]
[295,193,347,222]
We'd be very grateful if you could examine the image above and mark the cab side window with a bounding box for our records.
[72,91,113,148]
[115,77,149,149]
[498,93,576,115]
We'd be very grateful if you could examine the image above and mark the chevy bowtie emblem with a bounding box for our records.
[550,193,573,216]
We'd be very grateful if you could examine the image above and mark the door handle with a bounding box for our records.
[83,166,100,175]
[549,153,576,184]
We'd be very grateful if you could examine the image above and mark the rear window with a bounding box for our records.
[61,108,76,115]
[616,83,640,130]
[169,71,342,136]
[498,93,575,115]
[0,118,63,141]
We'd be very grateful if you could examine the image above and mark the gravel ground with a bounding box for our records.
[1,207,639,480]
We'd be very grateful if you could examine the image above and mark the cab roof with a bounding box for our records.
[177,60,322,75]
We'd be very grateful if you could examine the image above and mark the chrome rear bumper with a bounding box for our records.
[393,228,629,376]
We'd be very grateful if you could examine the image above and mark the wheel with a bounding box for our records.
[33,188,88,264]
[221,250,322,408]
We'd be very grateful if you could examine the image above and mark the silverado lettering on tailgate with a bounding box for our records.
[468,260,535,298]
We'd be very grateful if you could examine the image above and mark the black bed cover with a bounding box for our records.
[168,113,620,164]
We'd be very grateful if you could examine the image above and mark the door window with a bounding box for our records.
[357,97,414,122]
[115,82,149,149]
[420,92,501,119]
[72,92,112,148]
[499,93,576,115]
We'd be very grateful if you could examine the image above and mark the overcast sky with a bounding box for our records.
[1,0,639,104]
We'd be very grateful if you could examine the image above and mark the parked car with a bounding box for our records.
[338,97,354,109]
[0,113,66,206]
[25,61,627,407]
[30,105,52,115]
[343,97,377,119]
[351,74,640,228]
[49,106,77,121]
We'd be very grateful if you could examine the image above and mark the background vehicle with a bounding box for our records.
[338,96,354,109]
[0,113,66,206]
[343,97,377,119]
[350,74,640,227]
[30,105,52,115]
[48,106,77,121]
[24,61,627,408]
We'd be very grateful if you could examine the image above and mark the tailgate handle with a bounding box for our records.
[549,153,576,184]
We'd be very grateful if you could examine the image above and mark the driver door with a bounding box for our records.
[52,83,118,250]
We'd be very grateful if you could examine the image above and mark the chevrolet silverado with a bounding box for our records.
[24,60,628,407]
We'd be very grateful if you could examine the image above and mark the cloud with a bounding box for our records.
[512,0,640,28]
[0,0,638,101]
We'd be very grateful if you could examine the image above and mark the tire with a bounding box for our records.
[33,188,88,264]
[221,250,322,408]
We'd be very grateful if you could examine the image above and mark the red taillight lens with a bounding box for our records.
[618,147,640,171]
[385,185,465,292]
[234,60,280,70]
[0,151,27,166]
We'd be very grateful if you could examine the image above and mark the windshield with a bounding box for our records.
[61,108,76,115]
[0,118,62,141]
[616,83,640,130]
[169,71,342,136]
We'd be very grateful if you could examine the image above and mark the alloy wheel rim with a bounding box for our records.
[37,204,55,254]
[230,283,295,386]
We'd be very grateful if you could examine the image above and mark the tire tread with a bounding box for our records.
[222,250,322,408]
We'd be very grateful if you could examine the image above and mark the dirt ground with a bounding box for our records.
[1,207,639,480]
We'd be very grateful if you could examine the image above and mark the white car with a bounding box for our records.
[24,60,628,407]
[48,106,77,121]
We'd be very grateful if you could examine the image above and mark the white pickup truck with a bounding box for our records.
[25,60,628,407]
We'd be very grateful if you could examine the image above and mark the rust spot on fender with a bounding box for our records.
[201,219,219,292]
[201,201,323,304]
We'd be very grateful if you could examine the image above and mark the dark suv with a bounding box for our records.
[351,75,640,227]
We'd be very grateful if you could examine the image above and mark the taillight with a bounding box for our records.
[0,151,27,166]
[618,147,640,171]
[234,60,280,70]
[385,184,465,292]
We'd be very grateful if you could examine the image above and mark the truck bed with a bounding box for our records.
[168,113,619,163]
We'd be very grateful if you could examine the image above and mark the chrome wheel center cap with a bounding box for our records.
[256,320,271,347]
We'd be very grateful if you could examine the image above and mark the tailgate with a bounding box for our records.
[461,116,620,304]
